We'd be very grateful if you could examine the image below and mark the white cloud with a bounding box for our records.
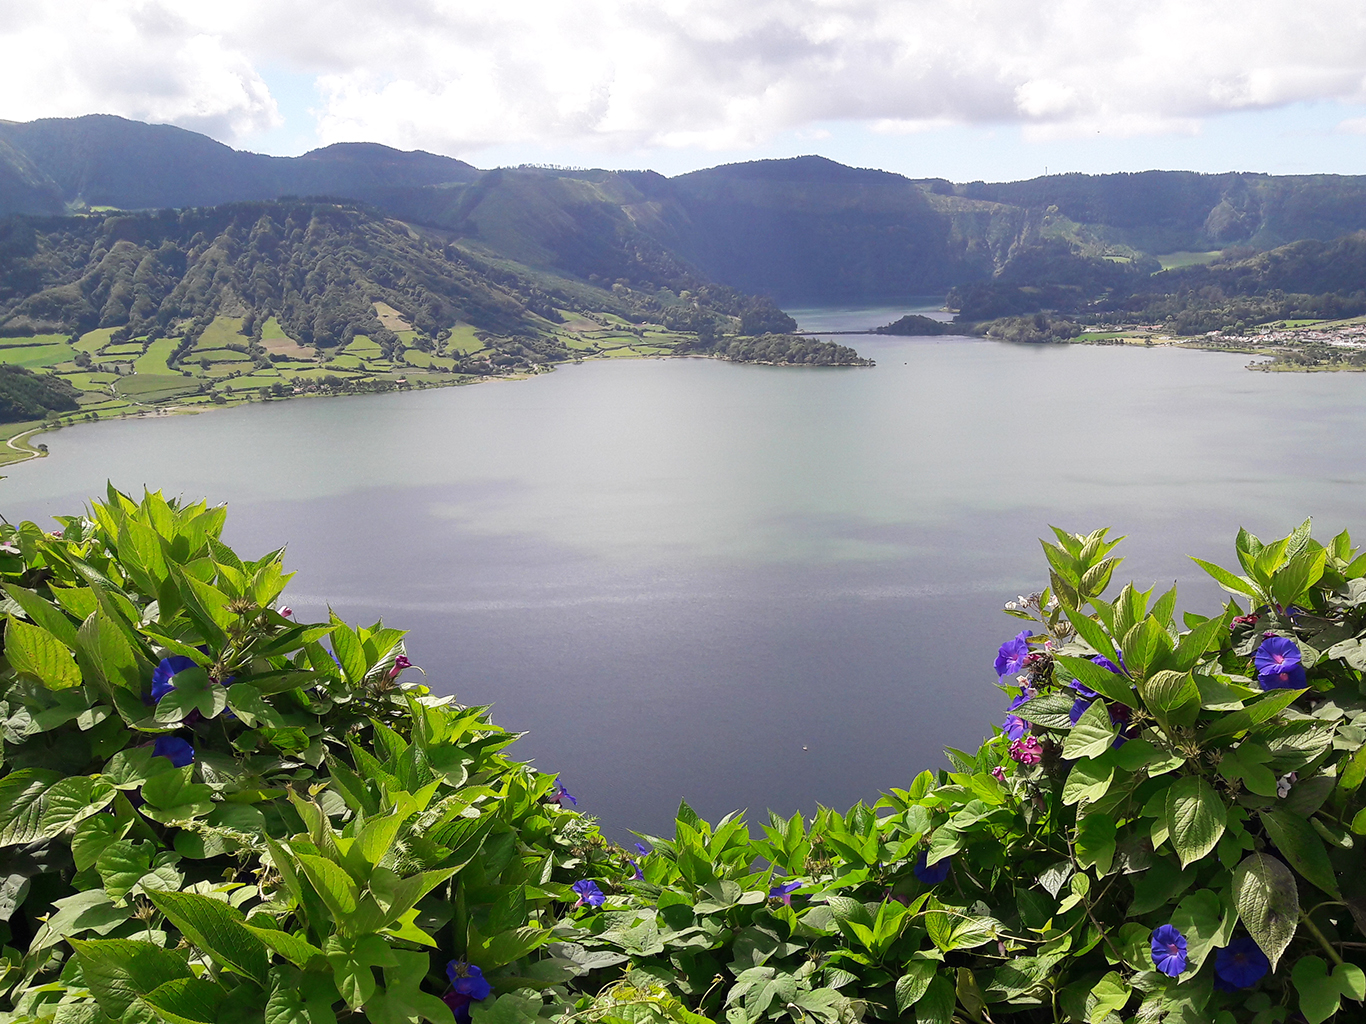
[4,0,1366,159]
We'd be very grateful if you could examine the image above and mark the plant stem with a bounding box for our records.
[1300,909,1345,966]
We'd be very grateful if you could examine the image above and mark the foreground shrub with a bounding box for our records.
[0,492,1364,1023]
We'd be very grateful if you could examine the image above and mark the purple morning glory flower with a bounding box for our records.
[445,962,492,1000]
[1254,637,1303,689]
[443,962,491,1024]
[149,656,198,703]
[571,879,605,908]
[1150,924,1188,977]
[152,736,194,768]
[1259,662,1307,690]
[627,858,644,880]
[1002,693,1031,740]
[1069,697,1091,726]
[1091,655,1122,675]
[913,851,951,885]
[995,631,1033,678]
[1213,936,1270,991]
[770,881,801,905]
[634,842,650,856]
[1069,679,1099,700]
[549,781,576,807]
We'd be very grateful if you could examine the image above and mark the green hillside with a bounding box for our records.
[0,199,867,462]
[9,117,1366,308]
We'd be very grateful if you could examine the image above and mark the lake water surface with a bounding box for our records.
[4,320,1365,838]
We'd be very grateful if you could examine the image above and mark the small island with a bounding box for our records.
[872,313,957,336]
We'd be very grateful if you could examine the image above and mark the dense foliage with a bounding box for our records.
[1,493,1365,1023]
[0,366,79,423]
[679,334,874,366]
[872,316,956,337]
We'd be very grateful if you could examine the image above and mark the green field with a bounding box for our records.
[259,316,291,342]
[135,338,178,374]
[1156,250,1222,271]
[1,299,701,469]
[198,316,248,349]
[0,343,76,367]
[445,324,486,355]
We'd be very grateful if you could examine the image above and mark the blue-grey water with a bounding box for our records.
[4,317,1365,839]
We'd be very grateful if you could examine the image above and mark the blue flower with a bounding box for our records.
[445,962,492,1000]
[1213,936,1270,990]
[571,879,605,908]
[1150,924,1188,977]
[1069,697,1091,726]
[769,881,801,905]
[1254,637,1304,690]
[634,842,650,856]
[913,851,951,885]
[627,858,644,881]
[550,780,576,807]
[149,656,198,703]
[1002,693,1030,740]
[443,962,491,1024]
[152,736,194,768]
[994,631,1033,678]
[1091,654,1123,675]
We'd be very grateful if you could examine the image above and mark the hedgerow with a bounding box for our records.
[0,490,1363,1024]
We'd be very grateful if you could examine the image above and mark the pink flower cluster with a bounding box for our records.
[1009,736,1043,765]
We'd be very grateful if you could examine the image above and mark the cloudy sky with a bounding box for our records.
[5,0,1366,180]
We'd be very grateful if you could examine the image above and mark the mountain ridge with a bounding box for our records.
[7,115,1366,307]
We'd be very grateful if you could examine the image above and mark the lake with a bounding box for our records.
[4,316,1365,839]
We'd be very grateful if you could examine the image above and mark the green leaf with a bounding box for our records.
[325,933,394,1009]
[894,961,936,1014]
[140,765,214,823]
[1055,655,1134,706]
[76,609,142,692]
[96,840,153,900]
[242,924,323,967]
[1062,613,1117,663]
[1270,547,1326,608]
[5,616,81,689]
[1337,962,1366,1001]
[1013,690,1080,730]
[138,977,227,1024]
[363,949,453,1024]
[1062,757,1115,807]
[3,583,79,648]
[1260,809,1340,898]
[1204,687,1306,740]
[328,619,366,686]
[70,938,193,1018]
[146,889,269,986]
[1121,617,1172,677]
[1170,889,1223,974]
[1293,956,1339,1024]
[1233,853,1299,971]
[1166,776,1226,868]
[1141,670,1201,731]
[36,775,116,840]
[297,852,361,923]
[1338,744,1366,795]
[1075,814,1117,875]
[1172,616,1229,672]
[1086,971,1131,1023]
[154,668,227,724]
[1063,701,1119,760]
[914,974,955,1024]
[1191,557,1261,598]
[0,768,61,847]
